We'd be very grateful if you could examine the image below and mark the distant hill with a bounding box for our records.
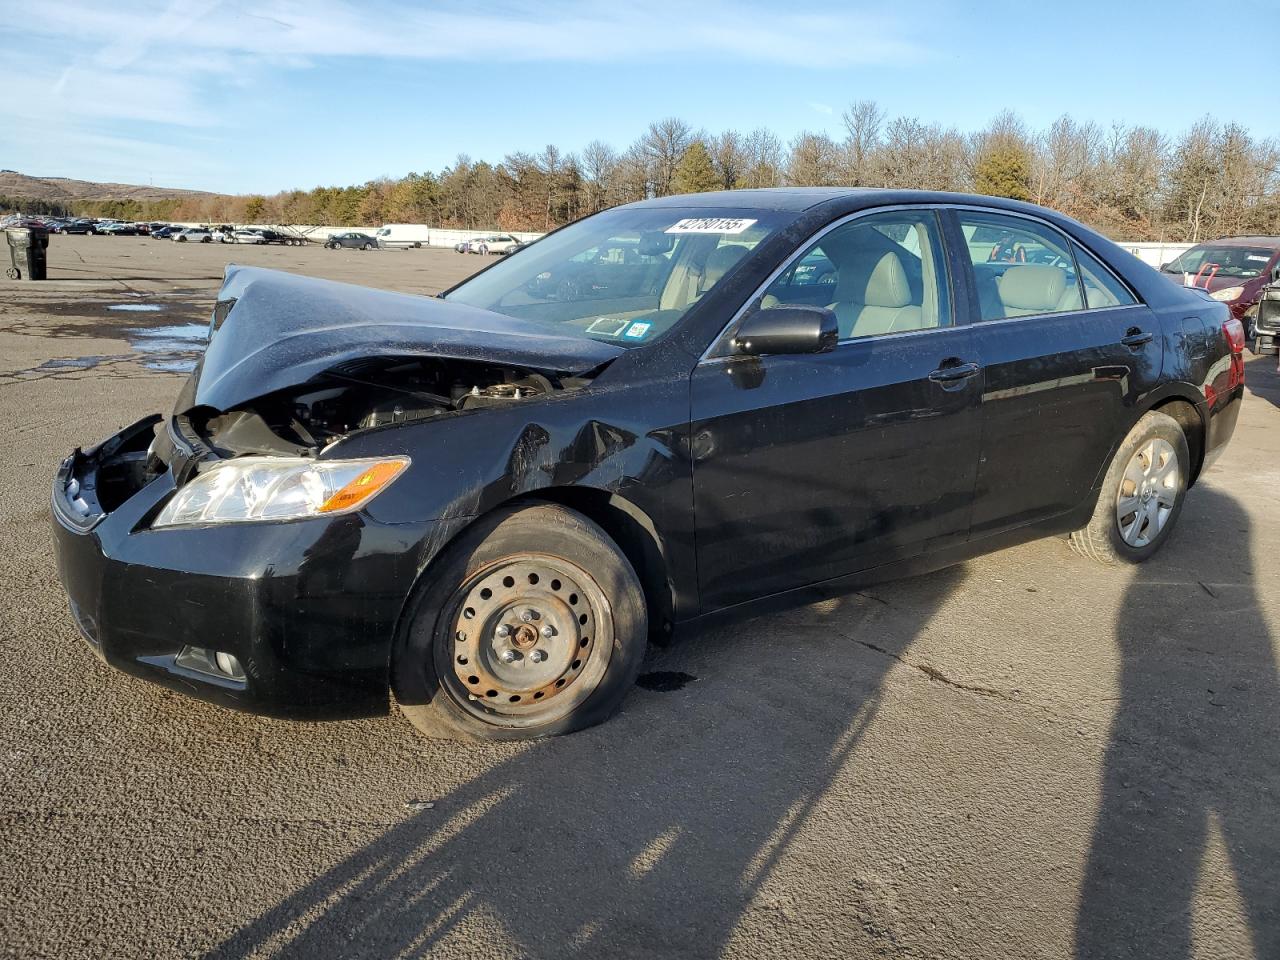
[0,170,213,203]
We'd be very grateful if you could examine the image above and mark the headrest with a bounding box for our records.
[703,244,749,288]
[849,251,912,308]
[997,265,1067,311]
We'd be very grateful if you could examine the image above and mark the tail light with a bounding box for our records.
[1224,318,1246,391]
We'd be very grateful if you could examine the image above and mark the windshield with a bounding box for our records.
[1163,244,1276,279]
[445,206,792,347]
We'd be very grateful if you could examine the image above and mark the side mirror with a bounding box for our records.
[733,304,838,356]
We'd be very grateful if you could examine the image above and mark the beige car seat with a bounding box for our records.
[995,264,1081,317]
[826,250,924,338]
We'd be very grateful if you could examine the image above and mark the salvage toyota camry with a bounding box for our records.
[51,189,1245,740]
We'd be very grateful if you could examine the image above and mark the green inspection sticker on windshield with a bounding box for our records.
[665,217,758,235]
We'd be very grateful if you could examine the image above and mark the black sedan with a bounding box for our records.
[51,189,1244,741]
[325,231,378,250]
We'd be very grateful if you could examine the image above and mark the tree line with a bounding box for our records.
[13,103,1280,241]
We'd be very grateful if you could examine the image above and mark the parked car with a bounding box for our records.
[211,226,236,243]
[50,188,1243,742]
[98,221,138,236]
[1160,237,1280,334]
[454,239,473,253]
[150,225,181,240]
[61,219,97,235]
[230,229,266,244]
[470,234,522,255]
[325,231,378,250]
[172,228,212,243]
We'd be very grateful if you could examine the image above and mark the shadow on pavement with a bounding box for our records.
[1077,487,1280,957]
[203,566,967,959]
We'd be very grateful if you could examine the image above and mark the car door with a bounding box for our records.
[949,208,1163,536]
[690,208,984,610]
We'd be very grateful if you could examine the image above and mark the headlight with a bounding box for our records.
[153,456,409,528]
[1210,286,1245,302]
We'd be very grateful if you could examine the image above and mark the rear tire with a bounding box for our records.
[393,503,647,741]
[1069,411,1189,565]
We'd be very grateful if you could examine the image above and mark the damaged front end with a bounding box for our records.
[98,265,622,504]
[49,266,626,717]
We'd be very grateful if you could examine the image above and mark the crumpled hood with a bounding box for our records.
[180,265,624,412]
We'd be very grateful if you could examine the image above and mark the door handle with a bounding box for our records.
[1121,328,1154,348]
[928,359,980,384]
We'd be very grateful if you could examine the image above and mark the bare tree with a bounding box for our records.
[740,128,784,189]
[641,117,693,197]
[841,99,884,185]
[580,140,618,213]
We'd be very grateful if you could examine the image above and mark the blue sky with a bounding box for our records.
[1,0,1271,196]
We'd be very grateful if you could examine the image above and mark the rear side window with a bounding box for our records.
[1073,243,1138,308]
[956,212,1082,321]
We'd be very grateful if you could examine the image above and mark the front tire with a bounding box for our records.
[393,503,647,741]
[1069,411,1189,565]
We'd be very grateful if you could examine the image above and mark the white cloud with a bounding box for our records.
[10,0,923,71]
[0,0,925,187]
[808,102,835,116]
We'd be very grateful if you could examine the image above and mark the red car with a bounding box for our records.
[1160,237,1280,333]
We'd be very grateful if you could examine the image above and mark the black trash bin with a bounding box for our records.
[5,225,49,280]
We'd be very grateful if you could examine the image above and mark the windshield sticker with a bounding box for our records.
[665,217,758,235]
[624,322,652,339]
[1247,254,1270,263]
[586,317,629,337]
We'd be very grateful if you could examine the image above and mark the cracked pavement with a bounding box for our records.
[1,237,1278,959]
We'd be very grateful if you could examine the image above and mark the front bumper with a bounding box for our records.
[50,419,440,719]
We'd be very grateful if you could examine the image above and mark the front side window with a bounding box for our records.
[957,212,1081,321]
[761,210,951,340]
[446,207,792,347]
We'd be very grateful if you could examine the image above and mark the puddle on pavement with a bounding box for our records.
[37,356,126,370]
[4,297,211,376]
[635,671,698,692]
[123,323,208,372]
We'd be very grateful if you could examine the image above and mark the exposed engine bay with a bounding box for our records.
[189,357,588,457]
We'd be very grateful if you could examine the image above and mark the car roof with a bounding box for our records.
[618,187,1114,220]
[1194,236,1280,247]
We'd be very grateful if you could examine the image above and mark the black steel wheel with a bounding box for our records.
[393,503,647,741]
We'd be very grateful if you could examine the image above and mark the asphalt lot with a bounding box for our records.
[2,235,1278,959]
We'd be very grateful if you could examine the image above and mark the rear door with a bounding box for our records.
[690,208,984,610]
[949,209,1163,536]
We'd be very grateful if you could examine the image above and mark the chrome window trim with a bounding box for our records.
[698,202,1151,365]
[699,204,955,363]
